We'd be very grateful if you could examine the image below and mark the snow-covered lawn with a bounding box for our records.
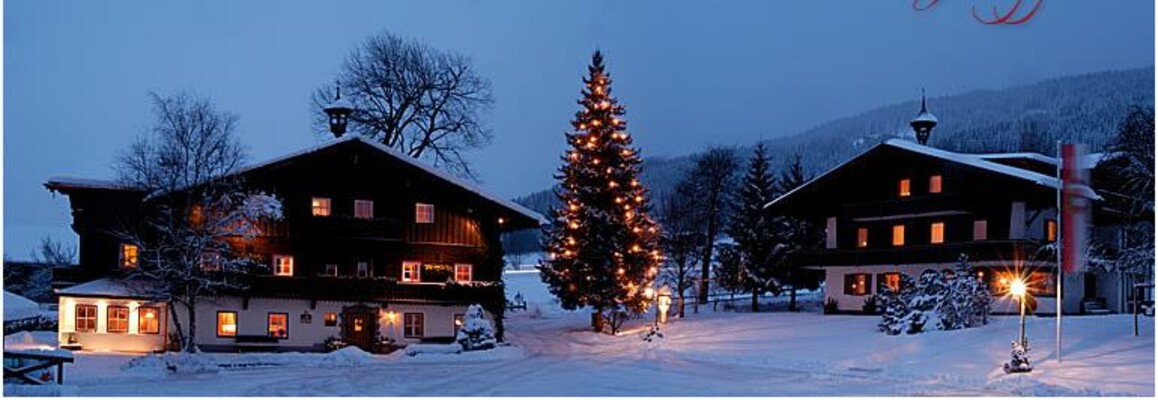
[9,271,1153,396]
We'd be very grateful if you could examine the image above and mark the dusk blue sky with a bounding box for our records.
[3,0,1154,258]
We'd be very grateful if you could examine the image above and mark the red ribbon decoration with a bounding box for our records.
[915,0,1043,25]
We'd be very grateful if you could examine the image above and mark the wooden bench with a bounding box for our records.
[3,349,74,385]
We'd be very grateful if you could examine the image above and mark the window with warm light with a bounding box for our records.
[273,255,294,276]
[353,317,364,332]
[402,261,421,283]
[106,306,129,333]
[217,311,237,337]
[929,175,943,193]
[268,313,288,338]
[120,243,139,268]
[354,199,374,219]
[878,273,902,293]
[324,264,338,277]
[843,273,870,296]
[454,264,473,282]
[357,261,370,278]
[138,307,160,334]
[403,313,425,338]
[892,225,905,246]
[1046,219,1057,242]
[898,179,911,197]
[75,304,97,332]
[930,222,945,244]
[324,312,337,327]
[311,197,331,217]
[857,228,868,248]
[973,220,988,241]
[415,203,435,224]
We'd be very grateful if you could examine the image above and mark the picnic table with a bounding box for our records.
[3,348,74,385]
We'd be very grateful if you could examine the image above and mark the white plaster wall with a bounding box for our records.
[57,296,167,353]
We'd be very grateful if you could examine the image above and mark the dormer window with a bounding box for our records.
[354,200,374,219]
[899,179,911,197]
[416,203,435,224]
[929,175,943,193]
[312,197,331,217]
[120,244,139,268]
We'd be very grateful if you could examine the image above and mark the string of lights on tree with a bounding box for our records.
[540,51,663,323]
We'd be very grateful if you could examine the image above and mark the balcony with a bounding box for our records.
[790,240,1050,268]
[242,276,503,304]
[278,216,405,240]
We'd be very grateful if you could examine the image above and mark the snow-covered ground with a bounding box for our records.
[7,271,1153,396]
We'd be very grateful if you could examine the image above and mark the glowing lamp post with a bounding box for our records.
[657,286,672,325]
[1004,276,1034,374]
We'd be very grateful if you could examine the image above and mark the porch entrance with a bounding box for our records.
[341,305,379,351]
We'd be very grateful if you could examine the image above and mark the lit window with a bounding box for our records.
[354,200,374,219]
[402,261,421,283]
[892,225,905,246]
[929,175,942,193]
[357,261,370,278]
[273,255,294,276]
[403,313,425,338]
[324,312,337,327]
[879,273,902,293]
[138,307,160,334]
[324,264,338,277]
[843,274,870,296]
[75,304,97,332]
[899,179,911,197]
[415,203,435,224]
[930,222,945,244]
[268,313,288,339]
[973,220,988,241]
[454,264,473,282]
[217,311,237,337]
[857,228,868,248]
[106,306,129,333]
[353,317,364,332]
[454,314,465,329]
[312,197,331,217]
[120,244,139,268]
[1046,219,1057,242]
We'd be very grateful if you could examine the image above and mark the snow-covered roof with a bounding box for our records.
[912,110,938,124]
[765,139,1101,210]
[45,176,143,191]
[3,291,41,321]
[326,96,354,110]
[55,278,148,298]
[976,152,1111,170]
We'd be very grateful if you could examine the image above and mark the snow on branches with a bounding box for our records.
[878,254,991,335]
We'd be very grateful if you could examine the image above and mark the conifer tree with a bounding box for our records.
[540,51,662,334]
[729,144,778,312]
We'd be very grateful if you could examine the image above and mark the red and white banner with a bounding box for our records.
[1060,144,1091,274]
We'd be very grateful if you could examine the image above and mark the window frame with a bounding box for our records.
[354,199,374,219]
[120,243,139,268]
[106,305,129,333]
[138,307,161,334]
[930,222,945,244]
[323,312,338,327]
[311,197,332,217]
[877,272,902,293]
[415,203,435,224]
[273,254,294,277]
[929,175,943,194]
[1046,219,1058,242]
[403,312,425,338]
[216,311,238,338]
[324,264,339,277]
[402,261,422,283]
[356,261,370,278]
[898,178,912,197]
[892,225,905,247]
[454,264,473,283]
[843,273,871,296]
[268,312,289,339]
[856,228,868,248]
[74,304,97,333]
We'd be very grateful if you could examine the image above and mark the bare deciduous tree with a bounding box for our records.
[114,92,282,352]
[30,236,77,265]
[683,147,739,304]
[313,31,495,179]
[657,189,703,318]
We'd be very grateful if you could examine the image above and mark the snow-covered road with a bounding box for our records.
[44,272,1156,396]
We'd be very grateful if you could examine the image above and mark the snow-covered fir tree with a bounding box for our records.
[728,143,779,312]
[879,255,991,335]
[540,51,662,334]
[456,304,497,351]
[877,273,917,335]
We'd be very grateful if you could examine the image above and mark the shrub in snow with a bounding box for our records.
[641,324,664,343]
[1003,340,1033,374]
[323,335,349,352]
[374,335,403,354]
[878,255,992,335]
[823,297,839,314]
[861,294,881,315]
[877,274,918,335]
[456,304,497,351]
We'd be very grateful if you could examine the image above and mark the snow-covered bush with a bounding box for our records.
[878,255,992,335]
[861,295,881,315]
[456,304,496,351]
[823,297,839,314]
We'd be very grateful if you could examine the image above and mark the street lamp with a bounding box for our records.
[1004,276,1033,374]
[657,286,672,326]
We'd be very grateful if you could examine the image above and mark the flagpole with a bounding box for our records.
[1055,141,1063,364]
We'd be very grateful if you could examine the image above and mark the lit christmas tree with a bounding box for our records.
[540,50,662,334]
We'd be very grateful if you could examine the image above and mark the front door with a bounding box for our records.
[341,305,379,352]
[1084,273,1098,299]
